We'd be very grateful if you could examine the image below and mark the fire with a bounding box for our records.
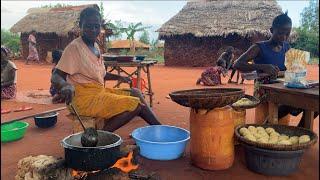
[71,170,87,179]
[111,151,138,173]
[71,170,99,179]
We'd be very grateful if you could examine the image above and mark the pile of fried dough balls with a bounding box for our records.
[239,126,311,145]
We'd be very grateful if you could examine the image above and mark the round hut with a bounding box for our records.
[10,4,112,62]
[157,0,295,67]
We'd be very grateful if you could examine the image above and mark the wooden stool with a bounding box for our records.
[67,114,106,133]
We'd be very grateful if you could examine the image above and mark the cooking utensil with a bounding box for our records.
[1,107,67,125]
[34,112,58,128]
[61,130,122,171]
[69,104,98,147]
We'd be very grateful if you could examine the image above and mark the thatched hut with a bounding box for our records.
[107,40,150,54]
[157,0,295,67]
[10,4,112,62]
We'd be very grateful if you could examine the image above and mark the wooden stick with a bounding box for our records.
[1,106,67,125]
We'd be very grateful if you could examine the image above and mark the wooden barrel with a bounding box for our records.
[190,106,234,170]
[232,109,246,145]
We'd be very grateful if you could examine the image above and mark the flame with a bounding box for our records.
[111,151,138,173]
[71,170,99,179]
[71,170,86,178]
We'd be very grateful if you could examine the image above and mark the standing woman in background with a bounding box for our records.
[26,30,40,64]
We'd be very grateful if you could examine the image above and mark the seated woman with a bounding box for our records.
[51,7,161,132]
[233,12,318,127]
[50,49,64,104]
[1,46,18,99]
[196,48,231,86]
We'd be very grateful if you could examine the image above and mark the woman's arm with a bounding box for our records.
[233,44,279,76]
[51,69,74,104]
[1,69,16,87]
[104,72,131,84]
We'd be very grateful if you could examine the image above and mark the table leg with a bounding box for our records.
[268,102,278,124]
[136,66,142,91]
[116,67,121,88]
[146,65,153,107]
[304,110,314,130]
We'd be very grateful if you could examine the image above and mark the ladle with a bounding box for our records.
[70,104,98,147]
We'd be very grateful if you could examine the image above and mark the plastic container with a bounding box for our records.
[131,125,190,160]
[34,112,58,128]
[284,71,308,88]
[190,106,234,170]
[243,143,304,176]
[1,121,29,142]
[135,55,146,61]
[131,77,147,91]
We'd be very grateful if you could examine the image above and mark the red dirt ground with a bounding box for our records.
[1,60,319,180]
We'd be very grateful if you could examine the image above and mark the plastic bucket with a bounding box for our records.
[243,143,304,176]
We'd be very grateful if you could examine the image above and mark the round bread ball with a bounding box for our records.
[279,135,289,141]
[256,127,265,132]
[253,132,263,139]
[258,130,269,137]
[289,136,299,145]
[270,131,280,137]
[248,126,257,134]
[299,135,311,144]
[239,128,250,136]
[265,127,276,134]
[244,134,257,142]
[257,137,269,144]
[268,136,279,144]
[278,140,292,145]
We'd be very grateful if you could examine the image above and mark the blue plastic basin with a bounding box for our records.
[131,125,190,160]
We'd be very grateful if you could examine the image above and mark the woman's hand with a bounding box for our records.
[278,71,285,78]
[60,83,75,105]
[259,64,279,77]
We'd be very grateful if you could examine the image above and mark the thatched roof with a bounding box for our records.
[10,4,99,36]
[157,0,285,39]
[109,40,150,49]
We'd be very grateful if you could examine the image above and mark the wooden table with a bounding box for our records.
[104,60,157,107]
[260,82,319,130]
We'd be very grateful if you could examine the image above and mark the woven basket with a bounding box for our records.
[169,88,244,109]
[235,124,318,151]
[231,94,260,111]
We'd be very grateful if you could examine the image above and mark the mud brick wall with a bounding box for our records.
[163,34,267,67]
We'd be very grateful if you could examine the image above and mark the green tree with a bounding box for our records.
[139,31,150,45]
[41,3,71,8]
[150,39,159,51]
[105,20,125,40]
[99,1,104,20]
[1,29,20,54]
[292,0,319,57]
[300,0,319,34]
[122,22,150,53]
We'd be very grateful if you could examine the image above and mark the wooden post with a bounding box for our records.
[146,65,153,107]
[136,66,142,91]
[116,67,121,88]
[268,102,279,124]
[304,110,314,130]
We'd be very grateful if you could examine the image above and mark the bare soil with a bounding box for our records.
[1,60,319,180]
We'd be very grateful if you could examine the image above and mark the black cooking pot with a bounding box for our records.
[61,130,122,171]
